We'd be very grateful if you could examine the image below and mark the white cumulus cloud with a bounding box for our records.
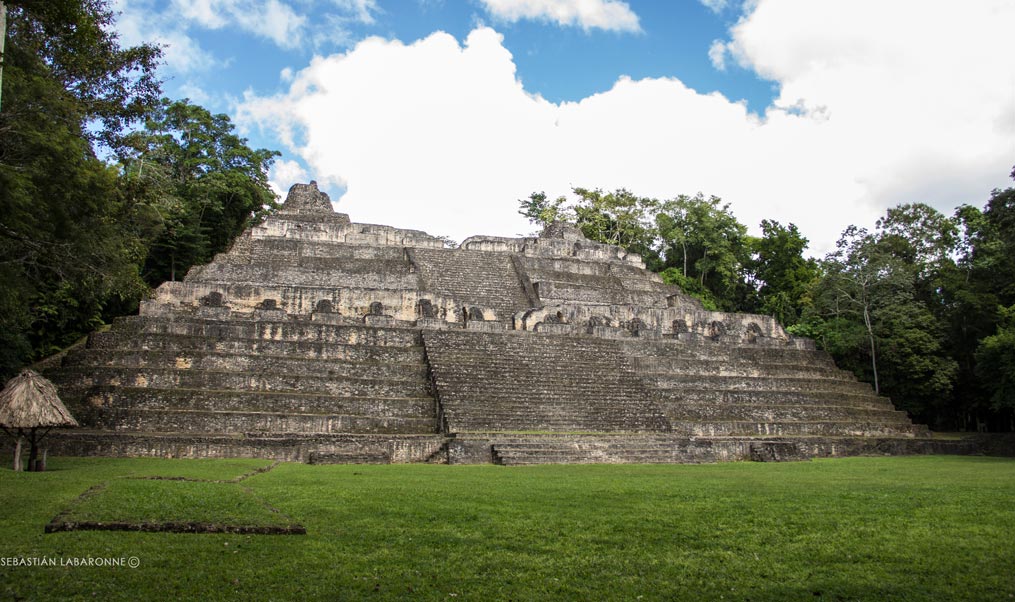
[698,0,729,13]
[170,0,307,48]
[112,0,219,74]
[331,0,381,25]
[708,39,727,70]
[268,159,311,199]
[236,2,1015,254]
[478,0,641,33]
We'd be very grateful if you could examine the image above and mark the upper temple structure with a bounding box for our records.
[44,182,959,464]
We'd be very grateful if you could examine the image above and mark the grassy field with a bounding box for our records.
[1,455,1013,601]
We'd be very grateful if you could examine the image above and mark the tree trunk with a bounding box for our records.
[0,1,7,112]
[863,303,879,394]
[13,435,22,472]
[682,241,687,277]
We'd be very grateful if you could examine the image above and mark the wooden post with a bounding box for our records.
[12,435,22,472]
[27,427,38,471]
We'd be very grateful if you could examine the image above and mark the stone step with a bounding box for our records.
[626,344,838,366]
[518,255,649,276]
[670,420,927,438]
[56,366,429,398]
[103,408,436,435]
[428,336,635,355]
[57,386,434,418]
[658,402,913,424]
[532,280,669,308]
[106,316,424,347]
[493,452,698,466]
[64,348,428,380]
[443,416,659,433]
[442,404,662,421]
[187,261,419,289]
[433,364,640,380]
[524,270,645,291]
[249,218,444,249]
[307,449,391,464]
[435,389,649,404]
[655,387,893,409]
[632,358,855,380]
[433,351,640,366]
[85,331,426,363]
[226,238,410,261]
[491,438,715,465]
[445,413,667,433]
[445,415,664,428]
[646,374,874,395]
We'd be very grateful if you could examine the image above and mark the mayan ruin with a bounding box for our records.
[42,182,954,465]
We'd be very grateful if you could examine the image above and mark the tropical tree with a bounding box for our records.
[655,194,752,311]
[975,304,1015,419]
[748,220,819,326]
[799,222,958,423]
[0,0,161,378]
[118,99,280,283]
[519,187,660,266]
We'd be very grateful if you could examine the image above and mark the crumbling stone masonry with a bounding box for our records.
[44,182,965,464]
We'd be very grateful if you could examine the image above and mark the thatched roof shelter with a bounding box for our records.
[0,369,78,429]
[1,369,78,471]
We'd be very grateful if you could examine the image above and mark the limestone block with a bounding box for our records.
[460,236,526,253]
[364,315,397,327]
[532,322,578,335]
[465,321,509,332]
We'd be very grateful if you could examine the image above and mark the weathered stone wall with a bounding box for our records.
[460,222,646,267]
[46,432,447,463]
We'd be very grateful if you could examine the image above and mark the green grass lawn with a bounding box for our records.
[1,456,1014,601]
[53,479,300,531]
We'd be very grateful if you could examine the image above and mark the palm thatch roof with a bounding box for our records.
[0,369,78,429]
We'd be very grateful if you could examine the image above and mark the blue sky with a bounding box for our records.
[143,1,776,124]
[112,0,1015,253]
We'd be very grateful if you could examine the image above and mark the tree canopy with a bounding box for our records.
[119,98,279,283]
[0,0,278,379]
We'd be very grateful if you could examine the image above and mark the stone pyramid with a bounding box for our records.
[45,182,953,464]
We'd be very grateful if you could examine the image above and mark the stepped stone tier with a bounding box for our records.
[44,181,965,464]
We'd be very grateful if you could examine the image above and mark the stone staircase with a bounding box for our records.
[518,255,677,308]
[411,248,532,321]
[45,314,444,463]
[624,339,929,440]
[424,329,670,434]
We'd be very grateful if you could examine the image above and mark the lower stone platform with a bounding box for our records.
[443,433,979,465]
[44,431,448,464]
[43,429,981,465]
